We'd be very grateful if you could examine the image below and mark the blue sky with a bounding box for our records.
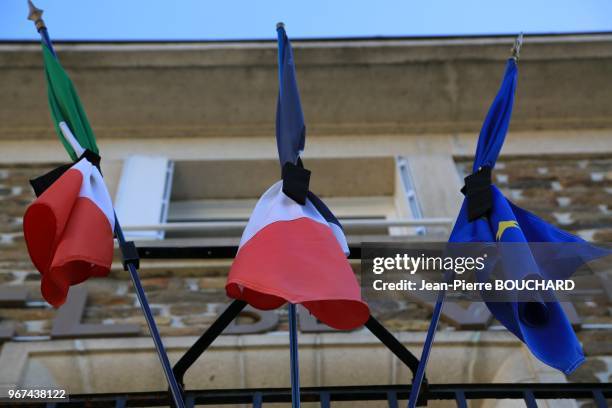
[1,0,612,41]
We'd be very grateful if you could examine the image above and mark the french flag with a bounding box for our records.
[226,25,369,330]
[23,123,115,308]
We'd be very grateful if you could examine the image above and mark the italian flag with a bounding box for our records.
[23,44,115,307]
[24,157,115,307]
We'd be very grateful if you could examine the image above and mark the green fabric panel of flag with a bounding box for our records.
[42,44,99,160]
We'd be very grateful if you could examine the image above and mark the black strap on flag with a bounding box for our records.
[281,158,347,232]
[307,190,345,231]
[461,166,493,221]
[80,149,102,172]
[29,149,102,197]
[282,157,311,205]
[29,162,73,197]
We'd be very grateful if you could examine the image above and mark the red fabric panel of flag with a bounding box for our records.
[23,159,115,307]
[226,181,369,330]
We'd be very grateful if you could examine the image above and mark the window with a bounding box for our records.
[115,156,446,244]
[114,155,173,241]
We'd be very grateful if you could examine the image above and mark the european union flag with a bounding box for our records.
[450,58,609,374]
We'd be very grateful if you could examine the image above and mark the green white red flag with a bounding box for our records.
[23,43,115,307]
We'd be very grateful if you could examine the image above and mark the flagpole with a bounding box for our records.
[407,287,446,407]
[114,218,185,408]
[288,303,301,408]
[27,2,185,407]
[276,21,301,408]
[26,0,55,57]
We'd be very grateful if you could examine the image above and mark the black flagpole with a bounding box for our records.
[27,2,185,407]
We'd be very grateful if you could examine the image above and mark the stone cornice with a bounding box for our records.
[1,34,611,140]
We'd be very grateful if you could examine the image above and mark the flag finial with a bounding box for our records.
[277,22,285,30]
[511,32,524,62]
[27,0,46,32]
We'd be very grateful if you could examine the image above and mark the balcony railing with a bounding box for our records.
[120,218,454,232]
[6,382,611,407]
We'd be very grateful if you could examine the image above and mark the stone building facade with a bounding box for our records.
[0,34,610,406]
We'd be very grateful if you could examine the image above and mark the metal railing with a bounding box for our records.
[5,383,610,407]
[120,218,454,233]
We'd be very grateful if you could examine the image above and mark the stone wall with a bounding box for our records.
[457,155,612,241]
[0,155,610,385]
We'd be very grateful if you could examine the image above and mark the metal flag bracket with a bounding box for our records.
[167,245,427,407]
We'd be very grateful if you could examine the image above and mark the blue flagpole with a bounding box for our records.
[407,288,446,407]
[27,2,185,407]
[114,218,185,408]
[408,270,453,407]
[277,22,301,408]
[288,303,301,408]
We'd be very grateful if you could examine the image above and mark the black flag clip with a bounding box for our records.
[282,158,311,205]
[80,149,102,173]
[29,149,102,197]
[29,162,73,197]
[461,166,493,221]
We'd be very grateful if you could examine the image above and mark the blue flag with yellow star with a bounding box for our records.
[450,58,608,373]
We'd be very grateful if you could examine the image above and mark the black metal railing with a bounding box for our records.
[3,382,610,407]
